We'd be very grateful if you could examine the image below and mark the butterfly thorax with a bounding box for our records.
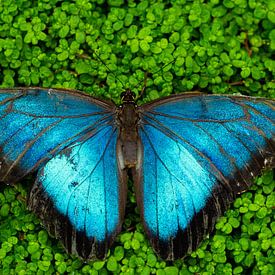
[116,90,141,169]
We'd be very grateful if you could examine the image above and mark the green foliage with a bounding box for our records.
[0,0,274,274]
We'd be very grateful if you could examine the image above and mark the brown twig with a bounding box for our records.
[228,80,244,86]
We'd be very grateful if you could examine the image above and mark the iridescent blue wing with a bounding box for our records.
[28,125,126,259]
[0,88,113,182]
[136,93,275,260]
[0,88,126,259]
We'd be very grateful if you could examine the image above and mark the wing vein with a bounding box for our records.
[64,127,117,225]
[23,113,114,176]
[140,125,197,218]
[142,113,231,191]
[3,119,63,179]
[229,98,275,125]
[143,110,245,123]
[14,110,111,119]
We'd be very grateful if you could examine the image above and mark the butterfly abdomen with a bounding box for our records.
[116,101,141,169]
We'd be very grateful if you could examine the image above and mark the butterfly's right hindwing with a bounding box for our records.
[136,94,274,260]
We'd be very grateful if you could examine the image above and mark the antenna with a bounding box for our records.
[91,50,177,97]
[133,58,177,100]
[133,58,176,91]
[92,50,125,89]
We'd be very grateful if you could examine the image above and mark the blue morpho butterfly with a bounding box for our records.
[0,87,274,261]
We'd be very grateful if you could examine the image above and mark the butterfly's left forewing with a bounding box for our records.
[135,94,274,260]
[0,88,114,183]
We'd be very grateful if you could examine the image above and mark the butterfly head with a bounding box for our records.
[120,89,136,103]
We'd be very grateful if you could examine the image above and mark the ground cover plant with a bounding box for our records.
[0,0,274,274]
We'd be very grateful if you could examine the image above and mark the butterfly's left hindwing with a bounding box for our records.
[136,94,274,260]
[28,124,126,259]
[0,88,126,259]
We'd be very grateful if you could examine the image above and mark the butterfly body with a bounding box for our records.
[0,88,274,260]
[117,90,141,169]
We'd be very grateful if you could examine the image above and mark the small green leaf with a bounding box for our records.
[151,43,162,54]
[233,266,243,274]
[147,253,157,267]
[228,217,240,228]
[130,39,139,53]
[120,232,132,243]
[125,13,134,26]
[268,11,275,24]
[107,256,118,272]
[0,204,10,217]
[39,66,53,78]
[24,31,34,43]
[38,230,48,245]
[27,242,40,254]
[164,266,179,275]
[241,67,250,78]
[127,25,137,39]
[243,252,254,267]
[38,260,51,271]
[239,238,249,251]
[248,203,260,211]
[138,27,151,39]
[254,6,266,19]
[134,232,144,242]
[69,15,79,28]
[140,40,150,52]
[8,236,18,245]
[223,65,234,76]
[196,248,205,258]
[57,262,67,274]
[159,38,168,49]
[57,51,69,61]
[113,20,123,31]
[256,207,268,218]
[75,61,91,74]
[251,66,263,80]
[93,260,105,270]
[0,249,6,259]
[239,206,248,213]
[211,5,227,17]
[59,25,70,38]
[266,193,275,209]
[185,56,193,68]
[223,223,232,234]
[255,194,265,206]
[169,32,179,43]
[131,239,140,250]
[234,251,245,263]
[261,239,271,250]
[54,253,64,262]
[114,246,124,261]
[213,253,227,263]
[76,31,86,43]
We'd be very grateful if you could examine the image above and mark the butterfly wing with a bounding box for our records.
[135,93,274,260]
[0,88,127,259]
[0,88,114,183]
[28,124,126,259]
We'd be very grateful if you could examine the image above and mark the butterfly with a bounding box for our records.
[0,87,274,260]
